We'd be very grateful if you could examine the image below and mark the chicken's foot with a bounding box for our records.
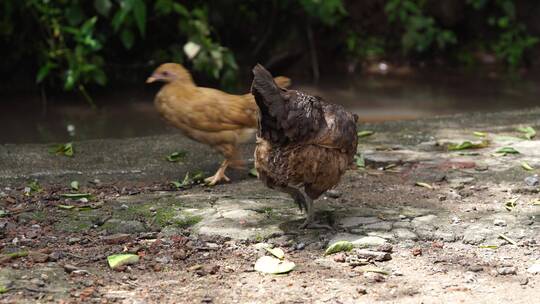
[298,194,334,230]
[204,160,230,186]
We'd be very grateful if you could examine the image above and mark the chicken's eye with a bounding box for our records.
[162,71,169,76]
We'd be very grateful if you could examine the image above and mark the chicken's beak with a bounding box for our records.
[146,76,157,83]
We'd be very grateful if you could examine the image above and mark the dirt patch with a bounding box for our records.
[1,168,539,303]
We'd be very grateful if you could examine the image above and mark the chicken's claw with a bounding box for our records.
[299,220,335,231]
[204,173,230,186]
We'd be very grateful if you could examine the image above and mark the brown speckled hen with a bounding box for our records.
[251,64,358,229]
[147,63,291,185]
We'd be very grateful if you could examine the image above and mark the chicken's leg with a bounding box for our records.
[298,192,334,230]
[280,186,332,229]
[280,186,307,212]
[204,160,231,186]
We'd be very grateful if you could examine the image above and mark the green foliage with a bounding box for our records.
[3,0,242,95]
[468,0,538,68]
[385,0,457,53]
[1,0,539,99]
[346,33,385,60]
[27,0,105,101]
[298,0,346,25]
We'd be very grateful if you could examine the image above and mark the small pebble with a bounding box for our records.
[497,266,517,276]
[67,237,81,245]
[30,278,46,287]
[333,253,346,263]
[493,219,507,227]
[356,286,367,295]
[524,175,539,187]
[326,190,342,198]
[411,248,422,256]
[49,251,64,261]
[364,272,386,283]
[295,242,306,250]
[467,265,484,272]
[376,244,393,253]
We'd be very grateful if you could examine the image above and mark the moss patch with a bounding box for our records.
[109,198,200,229]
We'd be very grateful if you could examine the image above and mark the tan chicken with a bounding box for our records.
[251,64,358,229]
[146,63,291,185]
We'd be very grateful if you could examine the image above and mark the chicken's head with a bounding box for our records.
[146,63,194,84]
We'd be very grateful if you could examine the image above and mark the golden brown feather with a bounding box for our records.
[251,64,358,229]
[147,63,291,185]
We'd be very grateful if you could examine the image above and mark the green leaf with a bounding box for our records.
[70,181,80,190]
[249,168,259,177]
[64,70,76,90]
[60,193,91,199]
[81,17,98,35]
[170,181,182,189]
[172,3,190,17]
[65,5,85,26]
[94,0,112,16]
[36,62,57,83]
[93,69,107,86]
[165,151,187,162]
[521,162,534,171]
[265,247,285,260]
[415,182,433,189]
[57,204,76,210]
[458,152,480,156]
[473,131,487,137]
[357,266,390,275]
[479,245,499,249]
[325,241,353,255]
[357,130,374,138]
[107,254,140,269]
[494,147,520,156]
[354,153,365,168]
[504,197,519,211]
[4,251,28,259]
[49,143,75,157]
[111,9,129,32]
[254,256,295,274]
[120,29,135,49]
[448,140,489,151]
[154,0,173,15]
[170,170,205,189]
[25,180,42,195]
[132,0,147,36]
[517,126,536,140]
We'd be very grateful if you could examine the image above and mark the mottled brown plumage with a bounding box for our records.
[147,63,291,185]
[251,64,358,228]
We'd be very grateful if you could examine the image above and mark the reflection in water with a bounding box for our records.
[1,70,539,143]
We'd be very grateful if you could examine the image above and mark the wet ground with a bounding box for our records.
[2,67,540,144]
[1,109,539,303]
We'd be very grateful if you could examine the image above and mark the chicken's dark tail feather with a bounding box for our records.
[251,64,287,141]
[251,64,283,111]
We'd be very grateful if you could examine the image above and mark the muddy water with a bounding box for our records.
[1,70,538,143]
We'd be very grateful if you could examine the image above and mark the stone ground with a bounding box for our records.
[1,109,540,303]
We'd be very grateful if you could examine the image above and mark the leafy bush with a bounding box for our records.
[468,0,539,68]
[1,0,539,101]
[385,0,457,53]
